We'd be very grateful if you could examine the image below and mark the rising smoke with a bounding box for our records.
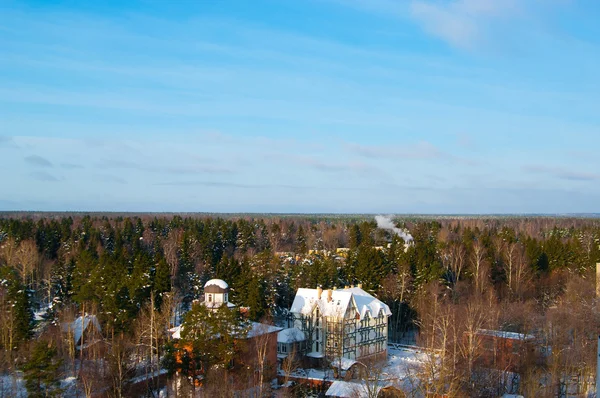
[375,215,413,243]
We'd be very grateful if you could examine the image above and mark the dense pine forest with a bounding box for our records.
[1,213,600,397]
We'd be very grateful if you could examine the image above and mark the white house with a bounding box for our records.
[202,278,236,310]
[169,278,238,339]
[289,285,391,364]
[277,327,306,359]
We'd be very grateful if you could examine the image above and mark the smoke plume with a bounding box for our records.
[375,215,413,243]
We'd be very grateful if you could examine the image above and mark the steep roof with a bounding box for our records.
[62,315,101,346]
[247,322,283,338]
[290,287,391,320]
[277,327,306,344]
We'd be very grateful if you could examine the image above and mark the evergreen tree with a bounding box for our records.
[245,277,267,321]
[153,256,171,309]
[50,257,74,305]
[178,303,250,380]
[348,224,362,249]
[22,340,63,398]
[0,266,33,347]
[296,226,307,254]
[72,249,99,304]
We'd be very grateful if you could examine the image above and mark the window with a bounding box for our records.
[316,342,320,352]
[512,342,520,355]
[484,339,494,351]
[281,344,287,353]
[208,294,212,302]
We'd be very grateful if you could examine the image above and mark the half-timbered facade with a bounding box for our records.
[289,285,391,364]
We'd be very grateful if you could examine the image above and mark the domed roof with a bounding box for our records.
[204,279,229,293]
[205,279,228,289]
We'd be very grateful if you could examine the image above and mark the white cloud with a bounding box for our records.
[409,0,520,49]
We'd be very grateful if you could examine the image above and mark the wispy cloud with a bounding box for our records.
[155,181,309,189]
[330,0,406,17]
[97,158,233,175]
[25,155,53,167]
[345,141,442,160]
[92,174,127,184]
[60,162,84,169]
[0,136,19,149]
[456,133,475,149]
[522,165,600,181]
[409,0,521,49]
[344,141,479,167]
[279,154,380,175]
[30,171,60,181]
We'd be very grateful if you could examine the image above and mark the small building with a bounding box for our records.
[62,314,102,349]
[472,329,536,372]
[202,279,236,310]
[289,285,392,366]
[277,327,307,359]
[168,279,283,385]
[326,380,404,398]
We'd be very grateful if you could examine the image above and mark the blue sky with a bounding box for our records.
[1,0,599,213]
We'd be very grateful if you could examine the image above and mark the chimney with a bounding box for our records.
[317,286,323,300]
[327,289,332,302]
[357,283,363,289]
[344,285,349,289]
[596,263,600,299]
[333,287,337,290]
[350,284,354,289]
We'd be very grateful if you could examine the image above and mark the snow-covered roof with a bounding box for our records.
[203,301,236,309]
[247,322,283,338]
[170,322,281,340]
[326,381,389,398]
[277,327,305,344]
[330,357,357,371]
[290,287,391,321]
[306,351,324,358]
[477,329,534,341]
[204,279,228,289]
[169,325,182,340]
[62,315,101,345]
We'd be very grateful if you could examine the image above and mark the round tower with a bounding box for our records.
[204,279,230,307]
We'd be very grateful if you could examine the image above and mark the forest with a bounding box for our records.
[1,213,600,397]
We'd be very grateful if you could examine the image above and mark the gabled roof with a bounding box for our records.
[247,322,283,338]
[277,327,305,344]
[62,315,101,345]
[290,287,391,321]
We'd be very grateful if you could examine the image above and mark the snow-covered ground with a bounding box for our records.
[279,346,428,389]
[1,373,80,398]
[383,346,428,380]
[0,373,26,398]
